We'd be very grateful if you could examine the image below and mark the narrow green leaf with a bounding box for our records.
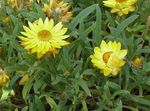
[35,96,45,111]
[112,15,139,37]
[82,100,88,111]
[68,4,97,30]
[93,5,101,45]
[22,77,34,101]
[143,62,150,72]
[129,95,150,106]
[34,3,45,19]
[21,106,28,111]
[5,65,28,73]
[9,74,20,88]
[76,78,91,96]
[79,20,87,45]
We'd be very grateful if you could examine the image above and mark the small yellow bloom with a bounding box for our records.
[7,0,34,9]
[7,0,18,9]
[19,18,70,58]
[9,90,15,96]
[0,69,9,87]
[103,0,137,16]
[43,0,73,23]
[132,57,142,68]
[5,16,11,23]
[19,75,29,85]
[90,40,127,76]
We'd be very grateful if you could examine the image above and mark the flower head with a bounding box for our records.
[5,16,11,23]
[103,0,137,16]
[7,0,34,9]
[132,57,142,68]
[7,0,18,9]
[0,69,9,87]
[90,40,127,76]
[43,0,73,23]
[19,18,70,58]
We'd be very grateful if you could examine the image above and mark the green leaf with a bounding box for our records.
[143,62,150,72]
[5,65,28,73]
[10,15,19,26]
[35,96,45,111]
[112,15,139,37]
[82,69,96,77]
[82,100,88,111]
[129,95,150,106]
[114,100,122,111]
[22,76,34,101]
[34,3,45,20]
[93,5,101,45]
[76,78,91,96]
[9,74,20,88]
[68,4,97,30]
[79,20,87,45]
[43,94,60,111]
[21,106,28,111]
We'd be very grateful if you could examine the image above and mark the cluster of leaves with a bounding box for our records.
[0,0,150,110]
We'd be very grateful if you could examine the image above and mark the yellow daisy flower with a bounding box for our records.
[19,18,70,58]
[90,40,127,76]
[103,0,137,16]
[43,0,73,23]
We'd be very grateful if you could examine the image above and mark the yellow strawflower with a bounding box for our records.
[0,69,9,87]
[19,18,70,58]
[43,0,73,23]
[132,57,142,68]
[103,0,137,16]
[90,40,127,76]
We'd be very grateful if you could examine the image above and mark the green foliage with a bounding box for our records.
[0,0,150,111]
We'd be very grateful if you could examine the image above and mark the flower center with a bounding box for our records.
[103,51,113,63]
[38,30,51,41]
[116,0,125,3]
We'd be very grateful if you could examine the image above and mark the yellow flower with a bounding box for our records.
[7,0,18,9]
[103,0,137,16]
[7,0,34,9]
[0,69,9,87]
[43,0,73,23]
[132,57,142,68]
[90,40,127,76]
[5,16,11,23]
[19,18,70,58]
[19,75,29,85]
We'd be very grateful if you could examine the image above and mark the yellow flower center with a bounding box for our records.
[103,51,113,63]
[38,30,51,41]
[116,0,125,3]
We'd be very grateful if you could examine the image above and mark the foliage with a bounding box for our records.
[0,0,150,111]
